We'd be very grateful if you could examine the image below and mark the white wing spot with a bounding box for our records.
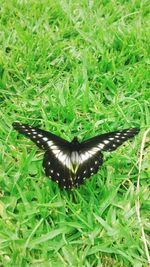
[112,144,116,147]
[109,137,114,140]
[47,141,53,146]
[53,149,60,156]
[43,137,48,141]
[83,170,86,174]
[63,179,65,182]
[33,136,36,139]
[80,147,100,163]
[56,180,59,183]
[95,161,98,164]
[51,145,58,150]
[85,152,91,160]
[83,177,86,180]
[38,134,43,137]
[50,170,53,173]
[48,162,50,165]
[80,153,88,163]
[57,173,60,176]
[37,140,40,143]
[21,126,25,128]
[61,153,68,163]
[57,151,66,162]
[71,151,80,164]
[65,157,71,169]
[98,143,104,149]
[88,148,99,155]
[90,167,93,171]
[91,173,94,175]
[103,140,109,144]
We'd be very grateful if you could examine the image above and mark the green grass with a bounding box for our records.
[0,0,150,266]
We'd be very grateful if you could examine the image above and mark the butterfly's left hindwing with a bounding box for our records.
[43,151,74,189]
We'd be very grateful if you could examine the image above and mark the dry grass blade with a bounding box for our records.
[136,128,150,265]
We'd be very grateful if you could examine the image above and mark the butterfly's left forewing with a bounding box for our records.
[12,122,69,150]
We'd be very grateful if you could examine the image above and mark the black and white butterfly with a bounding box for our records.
[12,122,139,189]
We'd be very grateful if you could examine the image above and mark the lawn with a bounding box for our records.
[0,0,150,266]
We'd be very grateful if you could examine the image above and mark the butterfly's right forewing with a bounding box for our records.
[81,128,139,152]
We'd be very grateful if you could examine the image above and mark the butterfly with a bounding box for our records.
[12,122,139,189]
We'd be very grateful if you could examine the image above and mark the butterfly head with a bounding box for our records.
[71,137,79,145]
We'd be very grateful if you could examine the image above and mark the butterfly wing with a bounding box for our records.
[75,150,103,186]
[80,128,139,152]
[73,128,140,186]
[12,122,69,150]
[43,150,103,189]
[13,122,75,189]
[43,150,75,189]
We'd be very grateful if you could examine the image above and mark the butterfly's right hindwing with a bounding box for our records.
[75,151,103,186]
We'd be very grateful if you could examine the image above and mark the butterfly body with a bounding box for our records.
[12,122,139,189]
